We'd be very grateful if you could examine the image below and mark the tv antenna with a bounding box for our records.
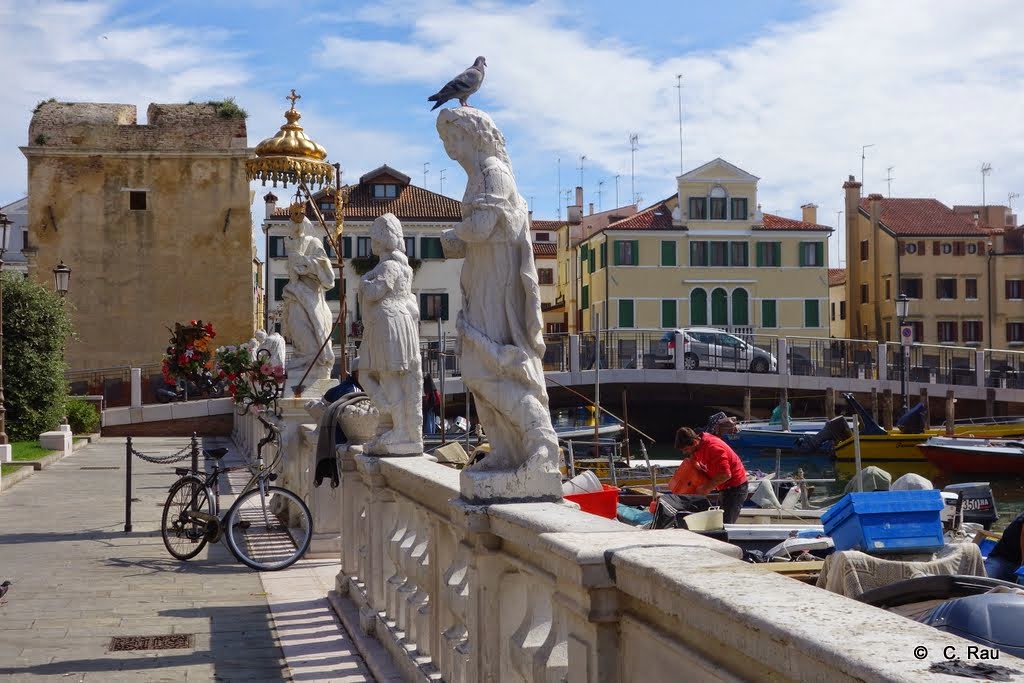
[885,166,895,196]
[557,157,562,220]
[439,168,447,195]
[860,144,874,195]
[578,155,586,189]
[423,162,429,187]
[981,163,992,208]
[1009,192,1020,211]
[615,175,621,208]
[675,75,684,175]
[629,133,639,207]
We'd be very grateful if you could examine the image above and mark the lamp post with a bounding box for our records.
[896,293,911,415]
[0,211,11,445]
[53,260,72,298]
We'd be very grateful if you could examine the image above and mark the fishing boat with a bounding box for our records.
[918,436,1024,475]
[723,416,852,459]
[833,393,1024,464]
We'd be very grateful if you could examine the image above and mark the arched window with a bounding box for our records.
[731,288,749,326]
[690,288,707,325]
[711,287,728,326]
[709,186,728,220]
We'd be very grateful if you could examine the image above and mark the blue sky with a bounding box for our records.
[2,0,1023,267]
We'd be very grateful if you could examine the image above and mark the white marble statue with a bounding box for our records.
[281,202,335,387]
[259,331,287,369]
[437,107,561,500]
[357,213,424,456]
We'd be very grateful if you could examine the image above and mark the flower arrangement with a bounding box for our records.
[161,320,216,386]
[214,343,285,414]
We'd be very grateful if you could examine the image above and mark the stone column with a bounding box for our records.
[130,368,142,408]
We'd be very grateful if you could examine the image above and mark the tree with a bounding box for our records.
[2,272,73,440]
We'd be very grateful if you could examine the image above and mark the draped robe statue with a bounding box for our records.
[437,107,562,501]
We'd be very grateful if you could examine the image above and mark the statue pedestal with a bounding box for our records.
[459,462,563,504]
[287,376,336,401]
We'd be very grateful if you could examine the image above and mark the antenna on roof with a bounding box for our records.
[675,75,684,176]
[597,179,605,212]
[557,157,562,220]
[615,175,621,208]
[439,168,447,195]
[860,144,874,196]
[629,133,639,208]
[578,155,586,190]
[981,163,992,211]
[886,166,895,197]
[1010,192,1020,212]
[423,162,430,188]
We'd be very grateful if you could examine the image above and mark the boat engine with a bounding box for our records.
[943,482,999,530]
[793,416,852,455]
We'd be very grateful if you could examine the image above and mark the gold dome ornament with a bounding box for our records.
[246,90,335,189]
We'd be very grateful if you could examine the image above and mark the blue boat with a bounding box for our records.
[722,416,852,460]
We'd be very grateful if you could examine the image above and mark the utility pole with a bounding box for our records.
[675,74,684,175]
[860,144,874,195]
[886,166,895,197]
[629,133,639,207]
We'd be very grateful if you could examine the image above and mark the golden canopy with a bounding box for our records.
[246,90,335,189]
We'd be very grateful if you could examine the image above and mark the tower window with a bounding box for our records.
[129,191,147,210]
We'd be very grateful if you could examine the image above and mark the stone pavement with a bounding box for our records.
[0,435,388,682]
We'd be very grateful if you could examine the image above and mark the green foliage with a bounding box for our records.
[32,97,57,114]
[207,97,248,120]
[65,398,100,434]
[350,255,380,275]
[1,272,73,440]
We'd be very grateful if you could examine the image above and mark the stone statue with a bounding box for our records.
[436,107,561,501]
[259,331,287,369]
[280,202,335,387]
[356,213,424,456]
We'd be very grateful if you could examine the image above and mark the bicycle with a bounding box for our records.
[160,415,313,571]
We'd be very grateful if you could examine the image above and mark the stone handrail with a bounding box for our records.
[331,453,1019,682]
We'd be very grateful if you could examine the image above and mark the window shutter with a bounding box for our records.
[799,242,807,266]
[978,240,986,254]
[661,240,675,266]
[343,236,352,258]
[631,240,639,265]
[761,300,776,328]
[690,288,707,325]
[773,242,781,266]
[581,244,589,259]
[690,242,698,265]
[441,293,449,321]
[662,300,676,328]
[589,249,595,274]
[581,285,589,310]
[899,240,906,255]
[619,300,634,328]
[756,242,764,266]
[935,280,942,299]
[804,299,819,327]
[613,241,621,266]
[815,242,823,266]
[933,241,941,255]
[1007,280,1013,299]
[419,293,428,319]
[917,240,925,254]
[600,242,607,267]
[954,241,965,256]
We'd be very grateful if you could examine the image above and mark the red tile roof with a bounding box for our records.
[857,198,986,236]
[757,213,833,232]
[605,199,675,231]
[271,183,462,222]
[531,220,564,231]
[828,268,846,287]
[533,242,557,257]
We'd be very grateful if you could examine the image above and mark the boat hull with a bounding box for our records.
[918,439,1024,475]
[835,422,1024,463]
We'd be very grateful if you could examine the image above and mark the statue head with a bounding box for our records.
[436,107,510,168]
[370,213,404,254]
[255,330,268,343]
[289,201,307,224]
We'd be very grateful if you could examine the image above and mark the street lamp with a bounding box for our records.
[895,293,911,415]
[0,211,12,445]
[53,260,72,298]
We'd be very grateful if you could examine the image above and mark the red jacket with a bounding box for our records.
[692,433,747,490]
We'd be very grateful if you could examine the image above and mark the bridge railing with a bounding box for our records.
[985,348,1024,389]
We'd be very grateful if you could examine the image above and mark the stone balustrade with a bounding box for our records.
[323,452,1021,682]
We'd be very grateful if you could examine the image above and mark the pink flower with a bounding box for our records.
[260,363,272,376]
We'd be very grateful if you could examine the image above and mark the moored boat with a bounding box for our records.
[918,436,1024,475]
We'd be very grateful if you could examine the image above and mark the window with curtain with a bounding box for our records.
[420,292,449,320]
[690,288,707,325]
[710,241,729,266]
[731,289,749,325]
[730,242,748,267]
[1007,322,1023,343]
[537,268,554,285]
[936,278,957,300]
[709,197,727,220]
[404,236,415,257]
[690,241,708,266]
[756,242,781,266]
[614,240,639,266]
[711,288,728,326]
[269,236,287,258]
[966,278,978,299]
[937,321,958,343]
[688,197,707,220]
[357,236,372,257]
[731,197,748,220]
[963,321,982,343]
[799,241,824,266]
[421,237,444,259]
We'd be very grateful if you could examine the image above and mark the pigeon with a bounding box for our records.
[428,56,487,111]
[0,581,11,600]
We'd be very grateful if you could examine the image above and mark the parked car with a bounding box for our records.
[657,327,777,373]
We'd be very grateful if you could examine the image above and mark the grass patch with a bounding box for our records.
[11,441,54,462]
[1,464,18,476]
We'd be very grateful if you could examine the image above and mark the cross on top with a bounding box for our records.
[286,89,301,109]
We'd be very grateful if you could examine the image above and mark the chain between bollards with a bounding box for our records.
[191,432,199,475]
[124,436,133,533]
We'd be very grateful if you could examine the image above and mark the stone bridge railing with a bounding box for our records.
[321,451,1017,682]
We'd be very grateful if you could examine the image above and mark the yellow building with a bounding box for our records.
[574,158,832,336]
[840,178,1023,347]
[828,268,848,338]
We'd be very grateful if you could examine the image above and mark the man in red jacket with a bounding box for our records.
[674,426,748,523]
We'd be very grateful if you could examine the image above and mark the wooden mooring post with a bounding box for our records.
[882,389,893,431]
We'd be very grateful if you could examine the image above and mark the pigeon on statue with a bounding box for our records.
[428,56,487,110]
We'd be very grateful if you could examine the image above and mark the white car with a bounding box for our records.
[659,327,777,373]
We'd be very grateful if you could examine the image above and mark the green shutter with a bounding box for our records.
[662,300,677,328]
[815,242,823,266]
[804,299,819,327]
[690,288,708,325]
[600,242,607,268]
[274,278,287,300]
[798,242,807,266]
[613,241,621,266]
[773,242,781,266]
[661,240,675,266]
[581,285,589,310]
[756,242,764,267]
[631,240,639,266]
[581,244,589,259]
[589,248,596,274]
[326,278,340,301]
[419,293,428,320]
[343,236,352,258]
[441,293,449,321]
[711,288,728,326]
[762,300,777,328]
[619,299,634,328]
[731,289,749,325]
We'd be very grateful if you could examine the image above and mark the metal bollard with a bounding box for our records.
[124,436,133,533]
[191,432,199,475]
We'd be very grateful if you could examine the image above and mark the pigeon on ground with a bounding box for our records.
[0,581,11,600]
[428,56,487,111]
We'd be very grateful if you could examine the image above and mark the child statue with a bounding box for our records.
[357,213,424,456]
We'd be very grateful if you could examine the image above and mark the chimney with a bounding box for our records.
[263,192,279,219]
[528,210,533,225]
[801,203,818,225]
[589,203,594,216]
[842,175,863,338]
[575,186,583,208]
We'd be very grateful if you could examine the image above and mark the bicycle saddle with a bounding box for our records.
[204,447,229,460]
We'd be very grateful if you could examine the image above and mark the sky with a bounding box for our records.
[2,0,1023,268]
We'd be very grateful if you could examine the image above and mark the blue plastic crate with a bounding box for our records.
[1016,566,1024,586]
[821,490,945,554]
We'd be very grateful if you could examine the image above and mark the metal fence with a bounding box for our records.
[787,336,878,379]
[986,349,1024,390]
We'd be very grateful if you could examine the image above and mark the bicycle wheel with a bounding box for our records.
[161,477,213,560]
[223,485,312,571]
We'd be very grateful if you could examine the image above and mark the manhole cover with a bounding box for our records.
[80,466,120,470]
[109,634,193,651]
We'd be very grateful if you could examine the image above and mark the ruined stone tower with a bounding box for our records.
[21,101,256,370]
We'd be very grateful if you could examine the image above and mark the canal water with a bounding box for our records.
[643,441,1024,532]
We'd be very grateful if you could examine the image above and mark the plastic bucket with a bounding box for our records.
[565,484,620,519]
[683,508,725,531]
[563,470,602,495]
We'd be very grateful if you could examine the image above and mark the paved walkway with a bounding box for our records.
[0,436,384,682]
